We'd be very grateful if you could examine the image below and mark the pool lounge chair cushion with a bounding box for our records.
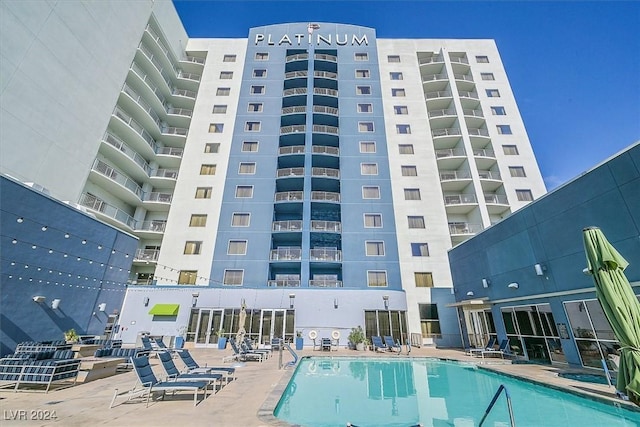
[383,336,402,353]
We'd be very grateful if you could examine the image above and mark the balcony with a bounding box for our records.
[161,126,188,143]
[134,248,160,264]
[176,71,201,91]
[311,191,340,203]
[313,87,338,97]
[78,193,135,229]
[270,247,302,261]
[272,220,303,232]
[111,107,157,156]
[310,220,341,233]
[278,145,305,155]
[281,106,307,116]
[478,170,502,191]
[449,222,483,235]
[312,124,338,135]
[149,168,178,184]
[172,88,197,101]
[310,248,342,262]
[268,279,301,288]
[418,56,445,65]
[284,70,308,79]
[90,159,143,203]
[277,167,305,178]
[485,193,510,215]
[130,62,167,107]
[422,73,449,91]
[280,125,306,135]
[424,90,454,110]
[142,192,173,211]
[478,170,501,180]
[312,145,339,156]
[178,55,205,74]
[312,167,339,179]
[309,279,343,288]
[314,53,337,62]
[443,193,478,214]
[137,42,173,90]
[134,220,167,237]
[314,70,337,80]
[285,53,309,62]
[100,132,150,179]
[435,147,466,169]
[432,128,462,138]
[313,105,339,116]
[167,107,192,118]
[120,83,162,132]
[439,170,473,191]
[275,191,304,202]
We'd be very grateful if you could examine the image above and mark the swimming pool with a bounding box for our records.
[273,357,640,427]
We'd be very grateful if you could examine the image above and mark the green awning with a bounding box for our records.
[148,303,180,316]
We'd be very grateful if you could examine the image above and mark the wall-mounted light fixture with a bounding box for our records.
[143,296,150,307]
[508,282,519,289]
[51,298,61,310]
[241,298,246,307]
[334,298,339,309]
[289,293,296,309]
[534,263,546,276]
[482,278,490,288]
[191,292,199,307]
[33,295,46,303]
[466,291,475,297]
[98,303,107,312]
[383,295,390,309]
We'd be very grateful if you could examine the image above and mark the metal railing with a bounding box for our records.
[150,168,178,179]
[275,191,303,202]
[450,56,469,65]
[102,132,150,174]
[277,167,304,177]
[311,191,340,202]
[278,145,305,155]
[312,105,338,115]
[432,128,462,138]
[312,124,338,134]
[485,193,509,204]
[112,107,157,149]
[156,146,183,157]
[162,126,188,137]
[309,279,343,288]
[167,107,192,117]
[121,83,162,126]
[314,70,337,79]
[444,194,478,205]
[435,148,466,158]
[91,159,143,198]
[135,220,166,233]
[429,108,457,118]
[463,109,484,118]
[440,170,472,181]
[474,148,496,158]
[448,223,483,234]
[280,125,306,135]
[310,248,342,262]
[281,106,306,115]
[313,87,338,97]
[285,53,309,62]
[312,145,339,156]
[425,90,452,99]
[78,193,136,228]
[267,280,300,288]
[314,53,337,62]
[134,248,159,262]
[270,248,302,261]
[458,90,479,99]
[172,88,197,99]
[418,56,445,65]
[454,73,474,82]
[130,62,167,104]
[423,73,449,82]
[181,55,205,65]
[283,88,307,96]
[468,128,490,137]
[479,384,515,427]
[272,220,303,232]
[478,170,501,180]
[310,220,341,232]
[284,70,308,79]
[311,167,339,178]
[143,192,172,203]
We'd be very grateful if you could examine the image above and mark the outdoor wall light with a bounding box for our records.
[33,296,46,303]
[191,292,199,307]
[482,278,490,288]
[334,298,338,309]
[534,263,546,276]
[51,298,61,310]
[98,302,107,312]
[289,293,296,308]
[143,296,150,307]
[383,295,389,309]
[466,291,475,297]
[508,282,519,289]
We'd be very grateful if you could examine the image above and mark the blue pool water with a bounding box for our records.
[273,357,640,427]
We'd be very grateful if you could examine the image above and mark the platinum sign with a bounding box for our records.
[254,33,369,46]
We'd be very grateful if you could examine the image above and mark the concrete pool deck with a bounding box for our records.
[0,346,637,426]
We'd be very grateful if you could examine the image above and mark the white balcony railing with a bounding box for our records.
[91,159,143,198]
[78,193,135,228]
[478,170,501,180]
[310,220,341,232]
[272,220,303,232]
[270,247,302,261]
[448,223,483,234]
[280,125,306,135]
[435,148,466,158]
[439,170,472,181]
[310,248,342,262]
[278,145,305,155]
[311,191,340,202]
[312,145,339,156]
[312,125,339,134]
[309,280,343,288]
[277,167,304,178]
[267,279,301,287]
[275,191,303,202]
[312,167,339,178]
[485,194,509,204]
[143,192,172,203]
[135,220,167,233]
[444,194,478,205]
[432,128,462,138]
[135,248,160,262]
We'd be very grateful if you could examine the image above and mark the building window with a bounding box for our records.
[411,243,429,256]
[189,214,207,227]
[239,162,256,174]
[253,69,267,77]
[481,72,495,80]
[364,213,383,228]
[255,52,269,60]
[212,105,227,114]
[357,103,373,113]
[503,145,519,155]
[245,121,261,131]
[476,55,489,63]
[361,163,378,175]
[396,124,411,134]
[404,188,421,200]
[216,87,230,96]
[367,271,387,287]
[355,69,370,78]
[401,165,417,176]
[362,186,381,199]
[360,141,376,153]
[398,144,414,154]
[250,85,265,94]
[419,303,441,336]
[248,102,263,112]
[356,86,371,95]
[220,71,233,79]
[184,241,202,255]
[235,185,254,198]
[242,141,259,152]
[195,187,212,199]
[358,122,374,132]
[391,88,406,97]
[366,241,385,256]
[223,270,244,286]
[415,272,434,287]
[355,52,369,61]
[178,270,197,284]
[232,213,250,226]
[200,164,217,175]
[497,125,512,135]
[227,240,247,255]
[208,123,224,133]
[491,106,506,115]
[204,143,220,153]
[509,166,527,177]
[387,55,401,63]
[486,89,500,97]
[390,72,403,80]
[408,216,425,228]
[223,54,236,62]
[516,189,534,201]
[394,105,408,115]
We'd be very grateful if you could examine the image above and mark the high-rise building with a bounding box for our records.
[1,2,545,347]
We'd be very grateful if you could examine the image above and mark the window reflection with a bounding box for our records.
[500,304,562,364]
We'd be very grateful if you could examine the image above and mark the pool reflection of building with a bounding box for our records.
[449,142,640,371]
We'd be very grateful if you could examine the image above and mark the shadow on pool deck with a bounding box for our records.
[0,347,636,426]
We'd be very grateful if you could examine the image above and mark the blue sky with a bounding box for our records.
[174,1,639,189]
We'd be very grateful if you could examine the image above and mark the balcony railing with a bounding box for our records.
[309,280,343,288]
[310,248,342,262]
[425,90,452,99]
[429,108,457,118]
[418,56,445,65]
[454,73,474,82]
[449,223,483,234]
[463,109,484,118]
[311,191,340,202]
[182,55,205,65]
[281,106,306,115]
[150,168,178,179]
[137,42,173,88]
[275,191,303,202]
[468,128,490,137]
[267,279,301,287]
[112,107,157,150]
[143,192,173,203]
[312,167,339,178]
[156,146,184,157]
[444,194,478,205]
[172,88,197,99]
[167,107,193,117]
[270,247,302,261]
[135,248,159,262]
[314,53,337,62]
[478,170,501,180]
[473,148,496,158]
[122,83,162,128]
[423,73,448,82]
[440,170,472,181]
[285,53,309,62]
[145,25,176,67]
[177,71,201,82]
[485,193,509,204]
[312,124,338,134]
[277,167,304,177]
[432,128,462,138]
[284,70,308,79]
[102,132,150,174]
[313,105,339,115]
[135,220,167,233]
[283,88,308,96]
[450,56,469,65]
[458,91,479,99]
[278,145,305,155]
[272,220,303,232]
[91,159,143,198]
[435,148,466,158]
[313,87,338,97]
[162,126,188,137]
[130,62,166,105]
[78,193,135,228]
[314,70,337,79]
[311,220,341,232]
[280,125,306,135]
[312,145,339,156]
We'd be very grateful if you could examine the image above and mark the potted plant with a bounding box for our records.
[216,328,227,349]
[295,331,304,350]
[348,326,366,351]
[64,328,79,343]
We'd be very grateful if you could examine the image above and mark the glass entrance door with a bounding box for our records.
[194,309,223,347]
[259,309,294,346]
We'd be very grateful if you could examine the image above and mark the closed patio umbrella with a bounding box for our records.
[235,303,247,345]
[583,227,640,404]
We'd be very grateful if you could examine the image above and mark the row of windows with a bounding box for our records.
[221,52,489,66]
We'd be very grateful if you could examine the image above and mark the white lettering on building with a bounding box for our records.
[254,33,369,46]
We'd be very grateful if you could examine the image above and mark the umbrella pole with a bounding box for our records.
[600,359,613,388]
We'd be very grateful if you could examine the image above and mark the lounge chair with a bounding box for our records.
[480,339,511,359]
[468,337,497,357]
[229,338,263,362]
[371,336,387,352]
[154,338,183,355]
[176,350,235,378]
[157,351,224,390]
[115,355,208,407]
[383,336,402,353]
[243,338,271,358]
